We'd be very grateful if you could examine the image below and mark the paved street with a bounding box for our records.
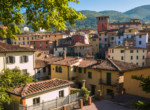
[77,100,134,110]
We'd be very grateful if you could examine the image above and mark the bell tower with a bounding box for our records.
[97,16,109,32]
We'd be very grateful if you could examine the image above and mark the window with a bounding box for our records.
[20,56,28,63]
[27,41,29,44]
[99,38,101,41]
[137,50,139,53]
[46,46,48,49]
[6,56,15,64]
[43,67,46,72]
[142,62,145,66]
[78,68,82,73]
[131,56,133,60]
[136,56,139,60]
[19,38,20,40]
[23,42,25,45]
[55,35,56,37]
[121,56,124,60]
[22,69,28,74]
[136,63,138,65]
[111,37,114,40]
[139,35,142,38]
[32,37,34,40]
[139,41,142,45]
[105,38,107,42]
[130,50,134,53]
[73,66,76,72]
[46,41,48,44]
[84,68,86,74]
[33,97,40,105]
[143,50,145,53]
[55,66,62,73]
[23,37,25,40]
[107,89,113,96]
[112,49,114,53]
[59,67,62,73]
[72,36,74,39]
[49,35,51,37]
[120,50,124,53]
[88,72,92,79]
[143,56,145,59]
[55,48,57,51]
[40,42,41,44]
[56,66,59,72]
[27,37,29,40]
[59,90,64,97]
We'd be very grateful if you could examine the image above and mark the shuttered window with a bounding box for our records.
[20,56,28,63]
[6,56,15,64]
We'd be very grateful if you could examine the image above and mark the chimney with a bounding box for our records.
[63,51,66,59]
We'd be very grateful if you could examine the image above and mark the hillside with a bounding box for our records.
[23,5,150,30]
[124,5,150,20]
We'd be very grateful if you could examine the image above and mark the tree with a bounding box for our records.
[0,68,35,110]
[132,75,150,110]
[0,0,86,39]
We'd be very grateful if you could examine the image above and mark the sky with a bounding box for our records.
[69,0,150,12]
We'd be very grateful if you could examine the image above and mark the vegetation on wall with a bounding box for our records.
[132,75,150,110]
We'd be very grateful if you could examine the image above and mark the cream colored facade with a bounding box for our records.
[108,47,147,66]
[124,67,150,98]
[12,33,68,46]
[0,52,35,76]
[89,37,99,55]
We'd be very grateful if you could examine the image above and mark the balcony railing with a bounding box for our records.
[99,79,118,87]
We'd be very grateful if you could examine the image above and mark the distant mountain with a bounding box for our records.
[124,5,150,20]
[23,5,150,30]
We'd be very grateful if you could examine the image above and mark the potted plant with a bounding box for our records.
[80,87,90,105]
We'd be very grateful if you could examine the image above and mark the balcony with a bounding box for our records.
[99,79,118,87]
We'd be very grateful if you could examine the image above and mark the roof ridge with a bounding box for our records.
[107,58,121,71]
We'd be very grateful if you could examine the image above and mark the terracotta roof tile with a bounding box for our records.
[0,42,35,52]
[8,79,73,97]
[35,60,48,68]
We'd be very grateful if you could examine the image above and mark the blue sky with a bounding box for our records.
[69,0,150,12]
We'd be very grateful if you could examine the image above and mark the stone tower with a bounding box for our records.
[97,16,109,32]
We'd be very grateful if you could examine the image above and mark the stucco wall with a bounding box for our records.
[25,86,69,106]
[0,52,35,76]
[124,68,150,98]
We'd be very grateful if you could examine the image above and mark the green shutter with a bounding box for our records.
[106,73,111,85]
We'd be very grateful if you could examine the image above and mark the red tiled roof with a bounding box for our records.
[109,45,146,49]
[8,79,73,97]
[69,42,92,47]
[35,60,48,68]
[91,58,140,72]
[0,42,35,52]
[52,57,81,66]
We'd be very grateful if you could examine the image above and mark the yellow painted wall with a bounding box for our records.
[124,68,150,98]
[51,65,70,80]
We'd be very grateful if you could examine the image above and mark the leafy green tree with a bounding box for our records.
[80,87,90,100]
[132,75,150,110]
[0,68,35,110]
[0,0,86,39]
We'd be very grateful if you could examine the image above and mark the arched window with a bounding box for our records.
[59,67,62,73]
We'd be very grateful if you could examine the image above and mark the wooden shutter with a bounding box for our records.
[6,57,9,64]
[13,56,15,63]
[20,56,23,63]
